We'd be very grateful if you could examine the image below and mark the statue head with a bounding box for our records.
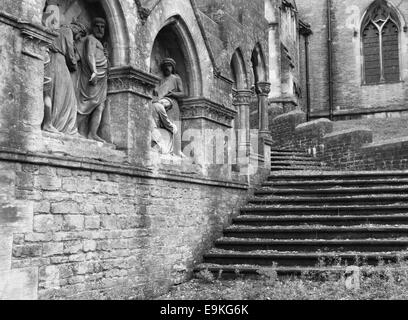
[160,58,176,77]
[92,17,106,40]
[70,21,87,41]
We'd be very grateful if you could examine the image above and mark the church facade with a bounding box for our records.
[1,0,408,300]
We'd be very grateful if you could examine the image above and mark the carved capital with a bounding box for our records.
[233,89,252,106]
[181,97,237,128]
[257,82,271,96]
[108,66,160,99]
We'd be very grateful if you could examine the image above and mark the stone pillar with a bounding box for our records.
[257,82,272,137]
[233,90,252,161]
[256,82,272,165]
[0,12,55,151]
[180,97,236,178]
[107,66,160,165]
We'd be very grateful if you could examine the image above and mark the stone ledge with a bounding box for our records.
[40,132,127,164]
[311,105,408,119]
[0,148,248,190]
[0,11,56,43]
[0,10,19,27]
[272,109,306,123]
[362,136,408,152]
[323,127,373,143]
[295,118,333,134]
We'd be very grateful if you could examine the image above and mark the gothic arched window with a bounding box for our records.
[362,0,400,84]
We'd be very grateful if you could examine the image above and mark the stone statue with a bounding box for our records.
[42,50,58,134]
[44,22,85,135]
[75,17,110,143]
[151,58,185,156]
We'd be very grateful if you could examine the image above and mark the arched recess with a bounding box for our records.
[150,15,203,97]
[250,43,267,130]
[360,0,402,84]
[39,0,129,66]
[251,43,267,84]
[230,48,249,90]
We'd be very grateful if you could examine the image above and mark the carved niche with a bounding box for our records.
[41,0,113,144]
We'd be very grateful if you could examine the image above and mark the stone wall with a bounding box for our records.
[270,109,408,171]
[0,0,281,300]
[0,151,255,300]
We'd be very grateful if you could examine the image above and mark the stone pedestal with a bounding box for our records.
[180,97,237,178]
[107,66,160,165]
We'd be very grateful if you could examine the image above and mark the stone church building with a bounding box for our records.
[1,0,408,300]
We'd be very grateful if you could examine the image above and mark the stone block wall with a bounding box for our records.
[270,109,408,171]
[270,110,306,149]
[323,128,373,170]
[0,152,251,300]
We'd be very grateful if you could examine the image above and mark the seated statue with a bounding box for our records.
[151,58,185,156]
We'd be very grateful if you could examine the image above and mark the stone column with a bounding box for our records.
[257,82,272,137]
[256,82,272,164]
[233,90,252,161]
[107,66,160,165]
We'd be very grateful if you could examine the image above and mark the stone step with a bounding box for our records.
[223,226,408,240]
[214,238,408,252]
[270,161,326,167]
[270,166,327,171]
[248,194,408,206]
[255,186,408,196]
[194,264,406,279]
[196,162,408,277]
[270,156,317,161]
[232,214,408,227]
[268,171,408,180]
[263,178,408,188]
[270,149,308,154]
[241,204,408,216]
[202,251,407,267]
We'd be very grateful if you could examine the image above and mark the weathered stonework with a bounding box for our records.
[0,151,249,300]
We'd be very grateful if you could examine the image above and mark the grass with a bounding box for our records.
[156,259,408,300]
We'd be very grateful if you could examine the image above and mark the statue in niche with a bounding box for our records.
[75,17,110,143]
[41,1,112,145]
[151,58,185,156]
[42,50,58,134]
[42,4,86,135]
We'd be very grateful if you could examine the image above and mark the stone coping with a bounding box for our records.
[272,109,306,122]
[363,136,408,150]
[310,105,408,119]
[323,127,373,140]
[295,118,333,132]
[0,148,248,190]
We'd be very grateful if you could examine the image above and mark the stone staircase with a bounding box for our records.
[270,148,329,171]
[195,149,408,278]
